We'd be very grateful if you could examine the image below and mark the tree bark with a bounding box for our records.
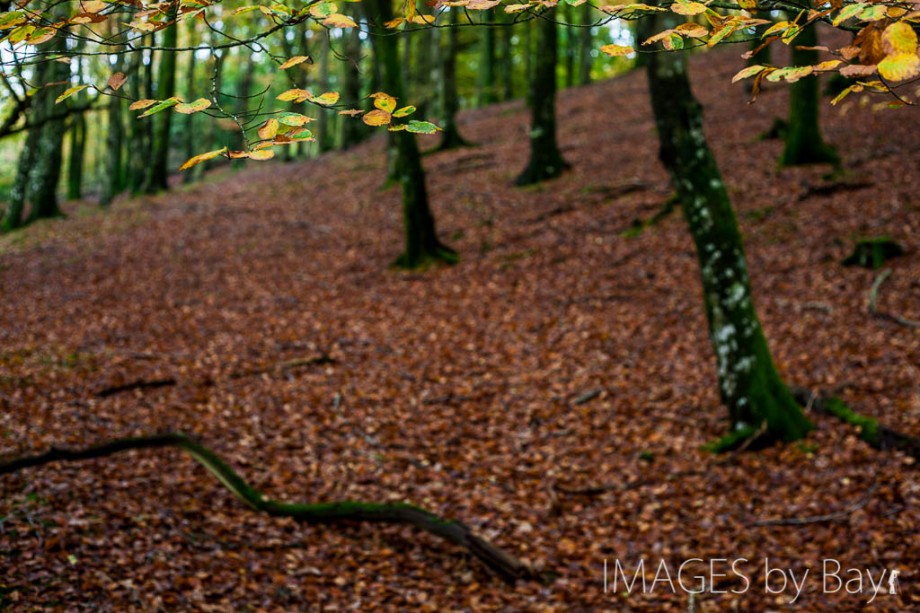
[643,14,813,448]
[516,9,568,186]
[478,11,497,106]
[779,24,839,166]
[340,23,368,150]
[578,3,593,86]
[144,3,179,193]
[437,8,470,150]
[364,0,456,268]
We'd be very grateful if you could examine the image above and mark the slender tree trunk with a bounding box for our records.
[66,112,86,200]
[100,52,125,206]
[642,14,813,448]
[516,9,568,186]
[564,3,576,89]
[183,25,198,183]
[578,3,593,85]
[127,34,155,194]
[231,53,256,168]
[145,3,179,193]
[437,8,470,150]
[498,16,514,101]
[364,0,456,268]
[478,12,496,106]
[779,24,838,166]
[318,28,333,153]
[340,23,368,149]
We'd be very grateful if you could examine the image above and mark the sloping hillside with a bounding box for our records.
[1,46,918,611]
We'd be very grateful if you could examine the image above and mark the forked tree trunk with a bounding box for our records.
[364,0,456,268]
[516,9,568,186]
[643,14,813,448]
[779,24,839,166]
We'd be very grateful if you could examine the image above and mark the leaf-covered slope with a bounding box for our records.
[1,46,918,611]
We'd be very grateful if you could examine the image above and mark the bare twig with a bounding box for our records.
[868,269,920,329]
[751,482,880,527]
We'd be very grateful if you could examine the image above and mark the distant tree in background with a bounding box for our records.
[516,9,568,186]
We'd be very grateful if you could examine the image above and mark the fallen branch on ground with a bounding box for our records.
[0,433,533,583]
[751,482,880,527]
[868,268,920,329]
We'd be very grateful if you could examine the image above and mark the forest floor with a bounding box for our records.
[1,45,919,612]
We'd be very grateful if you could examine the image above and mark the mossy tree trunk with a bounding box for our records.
[144,2,178,193]
[779,24,838,166]
[516,9,569,186]
[437,8,470,151]
[364,0,456,268]
[643,14,813,447]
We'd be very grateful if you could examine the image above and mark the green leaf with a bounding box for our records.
[55,84,88,104]
[138,97,180,118]
[0,11,26,30]
[277,112,312,126]
[832,3,865,26]
[405,120,440,135]
[731,64,769,83]
[392,105,416,118]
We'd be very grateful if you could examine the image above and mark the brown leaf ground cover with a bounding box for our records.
[1,47,919,611]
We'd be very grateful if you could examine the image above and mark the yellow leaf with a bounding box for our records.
[882,22,917,55]
[81,0,107,13]
[675,22,708,38]
[277,88,311,102]
[384,17,404,28]
[370,92,397,113]
[878,53,920,82]
[55,84,88,104]
[468,0,502,8]
[600,44,634,57]
[813,60,842,71]
[26,27,57,45]
[179,147,227,171]
[323,14,356,28]
[248,149,275,161]
[670,0,707,16]
[309,91,340,105]
[174,98,212,114]
[258,118,279,140]
[362,109,392,126]
[128,99,157,110]
[731,64,769,83]
[279,55,310,70]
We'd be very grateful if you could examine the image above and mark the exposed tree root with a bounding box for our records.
[0,433,534,583]
[791,387,920,461]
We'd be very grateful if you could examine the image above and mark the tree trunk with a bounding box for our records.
[643,14,813,448]
[498,15,514,100]
[364,0,456,268]
[515,9,568,186]
[66,112,86,200]
[183,24,198,183]
[100,56,125,206]
[145,3,179,193]
[127,34,155,194]
[317,28,333,153]
[478,12,496,106]
[578,3,593,86]
[779,24,839,166]
[2,123,40,231]
[437,8,470,150]
[564,3,576,89]
[340,22,368,149]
